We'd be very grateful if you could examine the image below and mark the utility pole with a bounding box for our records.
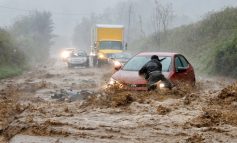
[127,3,133,45]
[139,15,146,38]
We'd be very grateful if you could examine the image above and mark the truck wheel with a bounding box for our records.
[86,61,90,68]
[92,56,97,67]
[97,60,103,67]
[97,61,101,67]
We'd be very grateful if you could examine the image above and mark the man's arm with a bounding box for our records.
[159,57,166,62]
[139,64,147,76]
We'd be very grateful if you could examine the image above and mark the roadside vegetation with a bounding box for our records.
[0,11,54,79]
[0,29,25,79]
[130,7,237,77]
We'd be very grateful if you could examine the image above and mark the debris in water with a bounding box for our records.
[51,89,94,102]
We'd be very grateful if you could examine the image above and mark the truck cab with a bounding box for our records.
[91,24,125,67]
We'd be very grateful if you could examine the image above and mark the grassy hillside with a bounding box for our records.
[130,7,237,77]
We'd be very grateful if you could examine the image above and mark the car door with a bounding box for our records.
[173,55,193,84]
[179,55,195,83]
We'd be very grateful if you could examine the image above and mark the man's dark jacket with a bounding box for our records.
[139,59,162,79]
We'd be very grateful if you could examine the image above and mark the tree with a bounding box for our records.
[138,15,146,38]
[152,0,162,44]
[160,4,173,34]
[0,28,25,66]
[10,11,54,63]
[152,0,173,45]
[73,14,97,51]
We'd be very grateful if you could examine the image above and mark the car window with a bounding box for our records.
[123,56,171,72]
[162,57,172,72]
[175,57,183,69]
[179,55,189,67]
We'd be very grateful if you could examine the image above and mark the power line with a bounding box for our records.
[0,4,30,12]
[0,4,92,16]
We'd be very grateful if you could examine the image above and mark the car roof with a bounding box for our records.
[137,52,178,57]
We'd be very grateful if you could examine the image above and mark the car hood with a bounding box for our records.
[112,70,169,85]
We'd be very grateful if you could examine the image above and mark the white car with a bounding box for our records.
[67,51,89,68]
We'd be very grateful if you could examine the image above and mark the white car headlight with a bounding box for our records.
[108,78,124,88]
[113,60,121,67]
[61,51,70,59]
[159,83,165,88]
[109,78,117,85]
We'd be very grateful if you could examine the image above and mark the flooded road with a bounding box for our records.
[0,61,237,143]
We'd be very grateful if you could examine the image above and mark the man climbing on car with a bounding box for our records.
[139,55,172,91]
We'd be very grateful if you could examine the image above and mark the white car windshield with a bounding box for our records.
[123,56,172,72]
[70,52,87,57]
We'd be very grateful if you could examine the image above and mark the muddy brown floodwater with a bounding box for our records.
[0,61,237,143]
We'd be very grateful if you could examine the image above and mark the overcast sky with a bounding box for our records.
[1,0,237,47]
[1,0,237,33]
[0,0,126,35]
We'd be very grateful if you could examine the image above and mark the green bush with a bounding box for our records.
[10,11,54,64]
[215,36,237,77]
[0,29,26,79]
[0,11,54,79]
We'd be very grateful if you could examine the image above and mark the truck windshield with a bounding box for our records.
[99,41,123,50]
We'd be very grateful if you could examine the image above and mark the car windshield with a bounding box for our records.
[70,52,87,57]
[99,41,123,50]
[123,56,172,72]
[110,53,132,59]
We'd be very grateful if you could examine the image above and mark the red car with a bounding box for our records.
[109,52,196,90]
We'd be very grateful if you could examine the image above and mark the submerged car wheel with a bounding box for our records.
[191,78,196,87]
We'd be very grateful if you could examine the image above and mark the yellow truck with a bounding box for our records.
[91,24,126,66]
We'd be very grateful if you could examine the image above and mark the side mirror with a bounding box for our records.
[114,61,122,71]
[177,67,187,73]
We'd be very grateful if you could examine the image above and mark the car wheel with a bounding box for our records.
[191,78,196,87]
[68,64,73,69]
